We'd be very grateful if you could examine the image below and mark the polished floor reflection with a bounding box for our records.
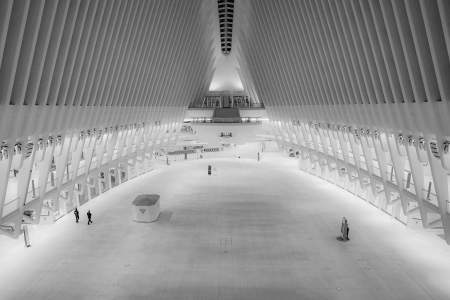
[0,154,449,300]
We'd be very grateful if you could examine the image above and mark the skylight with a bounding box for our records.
[218,0,234,55]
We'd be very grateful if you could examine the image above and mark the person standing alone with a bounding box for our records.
[74,208,80,223]
[341,217,349,241]
[87,210,93,225]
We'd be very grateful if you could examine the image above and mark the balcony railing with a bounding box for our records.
[189,95,264,109]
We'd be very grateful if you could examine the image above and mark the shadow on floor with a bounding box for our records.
[157,210,173,224]
[336,236,350,242]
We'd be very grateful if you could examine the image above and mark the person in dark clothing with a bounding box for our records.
[74,208,79,223]
[87,210,92,225]
[341,217,349,241]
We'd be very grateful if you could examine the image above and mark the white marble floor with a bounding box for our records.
[1,154,450,300]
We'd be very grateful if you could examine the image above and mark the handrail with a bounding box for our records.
[0,224,15,232]
[188,102,265,109]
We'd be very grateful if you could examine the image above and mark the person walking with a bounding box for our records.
[87,210,93,225]
[74,208,79,223]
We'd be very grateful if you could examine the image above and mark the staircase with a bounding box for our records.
[212,108,241,123]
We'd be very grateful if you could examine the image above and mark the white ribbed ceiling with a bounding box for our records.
[235,0,450,107]
[0,0,450,243]
[0,0,216,108]
[0,0,449,134]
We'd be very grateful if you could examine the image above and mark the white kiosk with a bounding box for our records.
[132,194,160,223]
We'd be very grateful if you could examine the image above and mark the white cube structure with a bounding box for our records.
[132,194,160,223]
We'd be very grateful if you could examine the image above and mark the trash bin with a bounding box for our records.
[132,194,160,223]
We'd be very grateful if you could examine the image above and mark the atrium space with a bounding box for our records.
[1,154,450,300]
[0,0,450,299]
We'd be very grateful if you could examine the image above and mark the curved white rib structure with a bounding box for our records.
[0,0,217,235]
[0,0,449,244]
[233,0,450,243]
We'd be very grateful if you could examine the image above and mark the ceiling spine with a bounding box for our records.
[218,0,234,55]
